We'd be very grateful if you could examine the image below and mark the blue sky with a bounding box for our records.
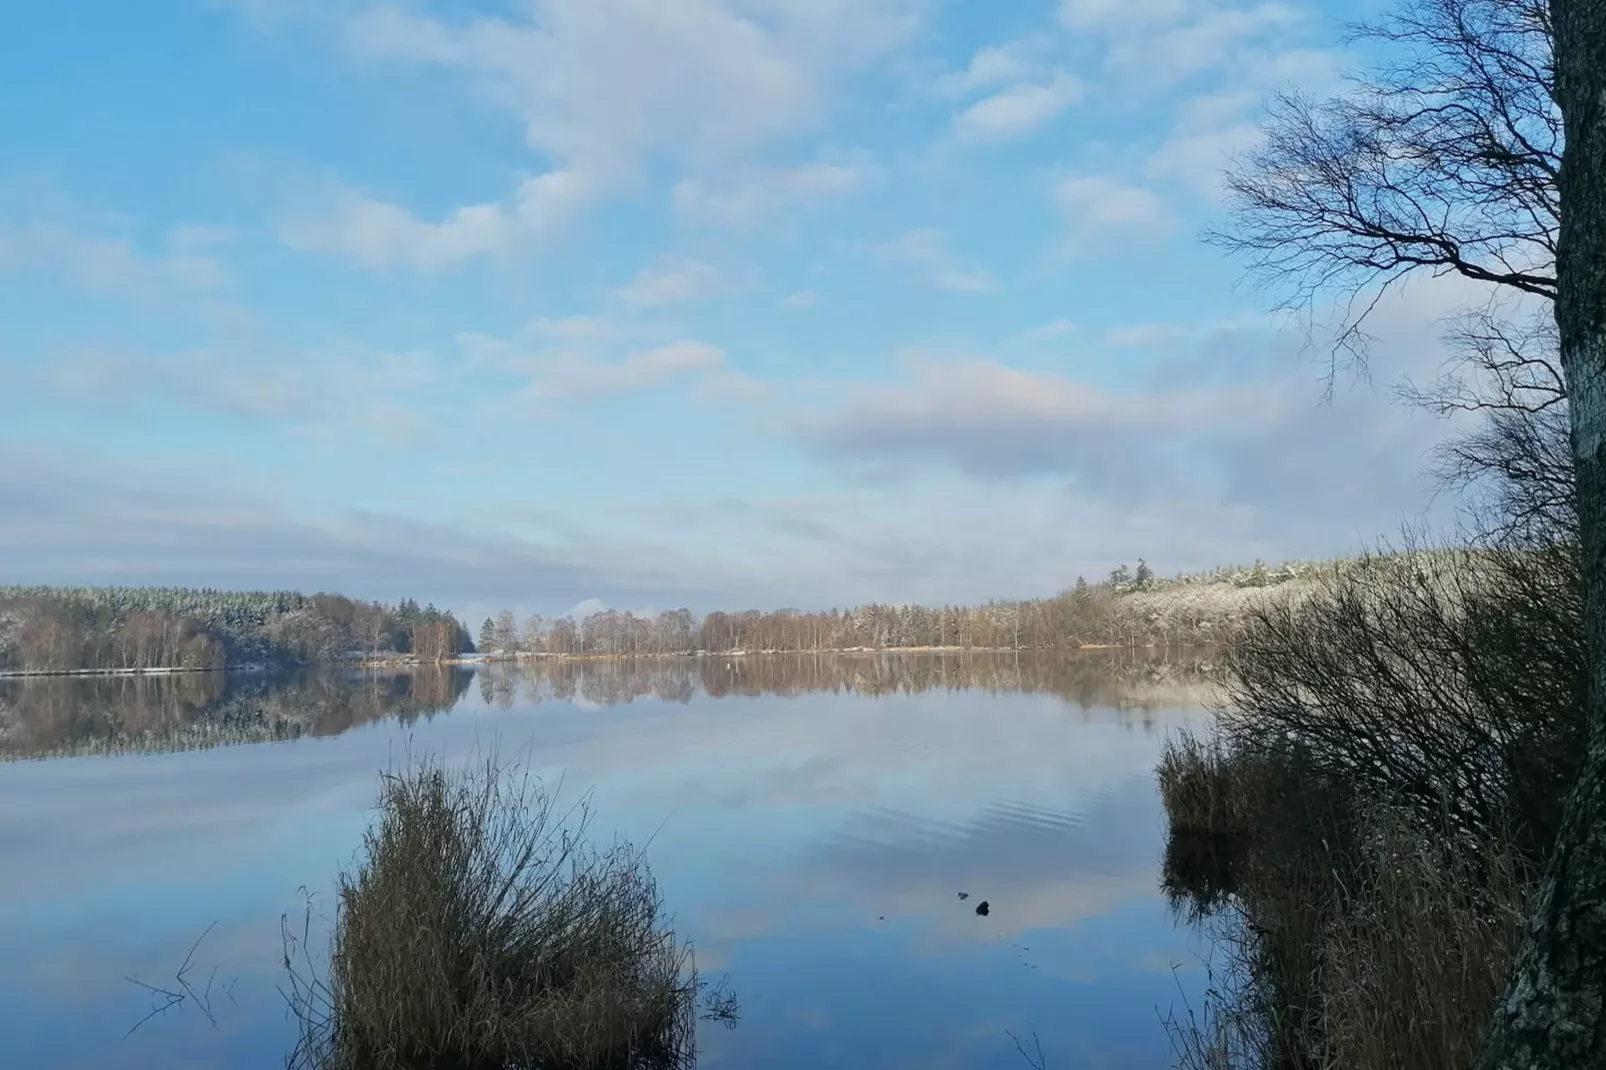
[1,0,1482,620]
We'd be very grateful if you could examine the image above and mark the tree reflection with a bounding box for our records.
[1,650,1216,760]
[0,666,473,759]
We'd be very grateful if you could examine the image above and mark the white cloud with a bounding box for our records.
[867,229,999,293]
[1140,3,1303,76]
[51,348,304,421]
[277,0,914,265]
[0,444,756,609]
[522,340,728,402]
[802,359,1283,456]
[460,317,745,406]
[1051,175,1177,247]
[281,170,593,270]
[936,42,1045,97]
[952,72,1082,143]
[562,597,611,620]
[117,344,439,450]
[781,289,820,308]
[0,222,233,299]
[1146,121,1262,200]
[166,223,238,252]
[1104,323,1186,348]
[343,2,819,165]
[529,315,619,343]
[671,158,876,230]
[1060,0,1311,87]
[617,255,726,307]
[46,343,440,447]
[1058,0,1189,29]
[1016,319,1078,341]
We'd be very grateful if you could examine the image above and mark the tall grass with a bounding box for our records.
[1160,736,1538,1070]
[1319,818,1532,1070]
[285,756,700,1070]
[1163,807,1534,1070]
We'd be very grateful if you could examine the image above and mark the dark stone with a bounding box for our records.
[975,900,990,916]
[957,892,969,900]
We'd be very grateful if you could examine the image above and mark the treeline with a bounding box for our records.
[0,587,473,675]
[474,566,1320,659]
[0,553,1319,677]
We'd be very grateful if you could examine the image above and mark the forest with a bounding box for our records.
[0,556,1326,677]
[0,586,472,675]
[472,558,1325,659]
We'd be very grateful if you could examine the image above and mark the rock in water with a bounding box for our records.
[975,901,990,916]
[957,892,969,900]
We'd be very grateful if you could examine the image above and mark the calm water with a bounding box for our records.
[0,652,1217,1069]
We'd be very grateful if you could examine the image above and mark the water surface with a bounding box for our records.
[0,652,1216,1069]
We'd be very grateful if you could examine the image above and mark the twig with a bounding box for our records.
[1007,1027,1047,1070]
[123,921,232,1038]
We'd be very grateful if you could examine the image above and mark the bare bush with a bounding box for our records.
[1159,536,1573,1069]
[284,755,699,1070]
[1221,540,1585,861]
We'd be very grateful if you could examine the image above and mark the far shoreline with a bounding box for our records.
[357,642,1168,668]
[0,663,275,680]
[0,643,1191,680]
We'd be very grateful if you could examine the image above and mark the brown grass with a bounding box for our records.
[285,755,698,1070]
[1160,734,1538,1070]
[1319,819,1532,1070]
[1156,730,1257,839]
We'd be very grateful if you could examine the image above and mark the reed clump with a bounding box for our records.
[286,756,697,1070]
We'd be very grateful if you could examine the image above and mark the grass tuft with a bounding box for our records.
[285,754,699,1070]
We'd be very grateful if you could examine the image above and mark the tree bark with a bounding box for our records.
[1475,1,1606,1065]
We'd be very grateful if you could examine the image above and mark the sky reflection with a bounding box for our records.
[0,654,1212,1069]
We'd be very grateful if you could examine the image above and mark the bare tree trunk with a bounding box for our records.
[1476,1,1606,1064]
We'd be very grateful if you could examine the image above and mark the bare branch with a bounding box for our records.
[1212,0,1559,358]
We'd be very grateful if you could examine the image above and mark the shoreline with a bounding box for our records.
[358,642,1185,668]
[0,663,275,680]
[1,644,1199,679]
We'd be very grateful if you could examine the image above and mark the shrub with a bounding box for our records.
[286,756,698,1070]
[1220,540,1584,861]
[1160,535,1572,1069]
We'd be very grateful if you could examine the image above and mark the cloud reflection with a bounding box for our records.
[0,652,1212,1069]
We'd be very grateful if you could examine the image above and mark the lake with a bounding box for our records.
[0,651,1218,1069]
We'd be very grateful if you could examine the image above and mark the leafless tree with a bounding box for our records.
[1211,0,1557,359]
[1401,306,1576,544]
[1210,0,1606,1061]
